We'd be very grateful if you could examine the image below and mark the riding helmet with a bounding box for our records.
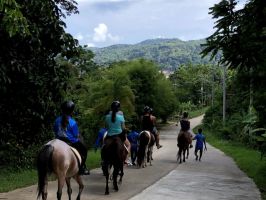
[61,100,75,115]
[111,100,120,110]
[144,106,150,113]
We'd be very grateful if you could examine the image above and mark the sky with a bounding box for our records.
[64,0,246,48]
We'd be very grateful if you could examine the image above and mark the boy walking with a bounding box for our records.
[193,128,207,161]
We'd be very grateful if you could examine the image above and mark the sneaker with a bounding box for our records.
[79,167,90,175]
[195,156,198,161]
[157,145,162,149]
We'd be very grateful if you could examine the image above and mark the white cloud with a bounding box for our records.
[93,23,108,42]
[75,33,84,41]
[86,43,96,47]
[92,23,120,43]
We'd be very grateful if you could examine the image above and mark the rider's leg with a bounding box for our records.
[155,133,162,149]
[72,141,90,175]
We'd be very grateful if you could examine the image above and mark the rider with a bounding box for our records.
[141,106,162,149]
[54,100,90,175]
[105,100,126,143]
[178,111,193,148]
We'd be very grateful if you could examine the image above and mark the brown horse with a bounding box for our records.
[37,139,84,200]
[137,131,154,168]
[101,136,126,195]
[177,131,192,163]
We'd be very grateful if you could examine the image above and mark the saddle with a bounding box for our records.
[70,147,82,168]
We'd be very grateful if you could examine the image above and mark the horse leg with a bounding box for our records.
[186,147,189,159]
[118,161,124,184]
[65,177,72,200]
[182,148,186,162]
[177,148,182,163]
[73,175,84,200]
[104,166,110,195]
[113,166,119,191]
[144,147,148,167]
[57,176,65,200]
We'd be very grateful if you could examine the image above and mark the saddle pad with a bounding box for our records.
[70,147,82,164]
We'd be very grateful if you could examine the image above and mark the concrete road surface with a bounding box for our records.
[0,115,261,200]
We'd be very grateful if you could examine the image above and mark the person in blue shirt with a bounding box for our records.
[94,127,108,151]
[127,126,139,165]
[54,100,90,175]
[193,128,207,161]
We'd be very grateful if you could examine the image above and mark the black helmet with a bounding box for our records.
[61,100,75,115]
[183,111,188,118]
[111,101,120,110]
[144,106,150,113]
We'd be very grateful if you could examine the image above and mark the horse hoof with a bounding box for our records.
[105,191,109,195]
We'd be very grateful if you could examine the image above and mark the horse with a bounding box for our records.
[101,136,127,195]
[37,139,84,200]
[137,131,154,168]
[177,131,192,163]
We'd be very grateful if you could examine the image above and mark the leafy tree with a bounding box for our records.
[0,0,79,168]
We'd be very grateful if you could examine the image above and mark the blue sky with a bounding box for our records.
[64,0,246,47]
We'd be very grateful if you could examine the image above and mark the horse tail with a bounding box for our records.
[37,144,54,199]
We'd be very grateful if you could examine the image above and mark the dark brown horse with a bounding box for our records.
[137,131,154,168]
[101,136,127,195]
[37,139,84,200]
[177,131,192,163]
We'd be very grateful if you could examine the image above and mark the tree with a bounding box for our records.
[0,0,79,168]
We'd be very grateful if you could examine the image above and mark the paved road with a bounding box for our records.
[0,115,261,200]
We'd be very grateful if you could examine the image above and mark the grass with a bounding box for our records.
[189,106,209,118]
[0,149,101,193]
[194,126,266,200]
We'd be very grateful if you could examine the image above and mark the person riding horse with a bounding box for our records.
[102,100,127,194]
[177,111,193,148]
[104,100,126,144]
[53,100,90,175]
[141,106,162,149]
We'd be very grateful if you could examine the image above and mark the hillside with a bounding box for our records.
[91,38,217,71]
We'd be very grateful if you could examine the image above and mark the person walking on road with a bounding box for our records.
[193,128,207,161]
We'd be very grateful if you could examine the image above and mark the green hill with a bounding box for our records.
[91,38,217,71]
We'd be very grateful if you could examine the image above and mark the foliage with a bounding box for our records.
[0,0,79,168]
[70,59,178,145]
[91,38,218,71]
[169,64,222,108]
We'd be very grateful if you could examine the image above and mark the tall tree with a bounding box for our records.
[0,0,79,167]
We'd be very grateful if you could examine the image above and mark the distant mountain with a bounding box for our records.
[91,38,216,71]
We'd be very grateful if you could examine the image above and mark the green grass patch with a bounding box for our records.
[0,149,101,193]
[189,106,209,118]
[195,126,266,200]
